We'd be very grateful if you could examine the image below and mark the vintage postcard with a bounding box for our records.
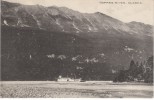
[0,0,153,98]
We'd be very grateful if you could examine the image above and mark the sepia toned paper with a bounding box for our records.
[0,0,154,98]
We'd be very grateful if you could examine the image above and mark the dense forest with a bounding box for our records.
[114,56,153,83]
[1,26,113,81]
[1,26,153,82]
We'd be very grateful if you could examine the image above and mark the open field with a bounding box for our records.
[0,81,153,98]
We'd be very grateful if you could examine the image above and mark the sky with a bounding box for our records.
[3,0,154,25]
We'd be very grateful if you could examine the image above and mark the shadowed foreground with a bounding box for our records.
[0,81,153,98]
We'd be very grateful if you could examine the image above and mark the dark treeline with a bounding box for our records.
[1,26,113,81]
[114,56,153,83]
[2,53,113,81]
[1,26,153,81]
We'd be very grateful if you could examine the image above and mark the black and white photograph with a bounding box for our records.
[0,0,154,98]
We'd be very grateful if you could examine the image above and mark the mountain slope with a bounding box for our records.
[1,1,153,80]
[1,1,153,36]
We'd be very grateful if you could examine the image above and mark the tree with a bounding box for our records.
[129,60,138,78]
[144,56,153,83]
[136,62,144,81]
